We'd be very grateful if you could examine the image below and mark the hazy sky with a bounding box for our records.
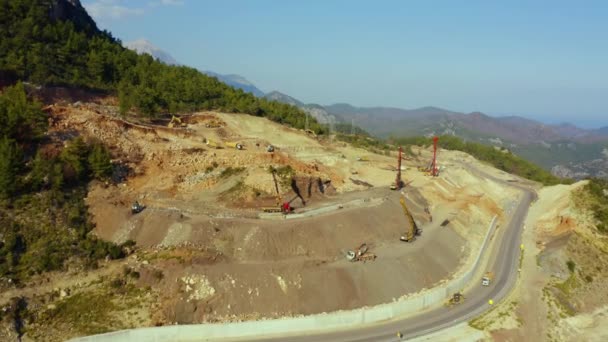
[83,0,607,128]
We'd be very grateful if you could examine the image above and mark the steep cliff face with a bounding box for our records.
[49,0,99,34]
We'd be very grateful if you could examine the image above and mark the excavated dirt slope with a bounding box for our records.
[43,103,515,325]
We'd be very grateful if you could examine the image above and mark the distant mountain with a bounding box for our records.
[597,126,608,136]
[264,91,303,107]
[264,91,337,126]
[203,72,265,97]
[326,104,606,144]
[124,39,179,65]
[324,103,608,179]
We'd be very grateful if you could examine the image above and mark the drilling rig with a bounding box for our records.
[390,146,405,190]
[430,136,439,177]
[418,136,440,176]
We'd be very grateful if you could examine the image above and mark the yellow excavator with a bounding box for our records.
[167,115,187,128]
[399,195,419,242]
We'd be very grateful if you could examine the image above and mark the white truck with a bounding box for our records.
[482,272,494,286]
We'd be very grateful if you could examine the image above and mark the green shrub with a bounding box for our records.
[566,260,576,273]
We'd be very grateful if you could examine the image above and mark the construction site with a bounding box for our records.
[16,100,521,336]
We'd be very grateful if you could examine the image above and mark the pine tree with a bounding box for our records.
[88,143,112,180]
[60,137,89,182]
[0,138,20,199]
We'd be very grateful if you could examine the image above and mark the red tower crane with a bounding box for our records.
[431,136,439,177]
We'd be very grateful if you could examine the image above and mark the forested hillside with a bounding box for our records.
[0,83,131,283]
[0,0,324,133]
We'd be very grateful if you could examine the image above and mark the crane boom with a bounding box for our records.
[271,169,282,206]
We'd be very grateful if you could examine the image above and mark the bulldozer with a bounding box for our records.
[445,292,464,307]
[131,201,145,214]
[167,115,187,128]
[399,195,420,242]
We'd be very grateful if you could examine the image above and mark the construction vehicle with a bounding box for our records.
[131,201,145,214]
[304,129,317,137]
[225,141,244,150]
[417,136,440,176]
[205,139,221,149]
[346,243,376,262]
[205,119,223,128]
[167,115,187,128]
[482,272,494,286]
[261,169,300,214]
[391,146,405,190]
[399,195,419,242]
[445,292,464,306]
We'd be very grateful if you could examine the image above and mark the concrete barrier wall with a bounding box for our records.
[72,215,498,342]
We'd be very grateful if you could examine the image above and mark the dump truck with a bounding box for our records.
[482,272,494,286]
[225,141,244,150]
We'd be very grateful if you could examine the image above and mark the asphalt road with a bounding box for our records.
[249,168,536,342]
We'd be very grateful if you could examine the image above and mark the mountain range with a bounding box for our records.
[124,40,607,179]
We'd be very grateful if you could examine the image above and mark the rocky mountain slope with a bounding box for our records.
[204,71,265,97]
[124,40,264,97]
[264,91,338,126]
[124,39,179,65]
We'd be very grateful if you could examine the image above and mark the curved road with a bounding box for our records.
[251,167,536,342]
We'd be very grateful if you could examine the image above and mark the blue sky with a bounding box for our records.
[83,1,607,128]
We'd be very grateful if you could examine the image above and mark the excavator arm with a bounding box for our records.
[399,195,418,242]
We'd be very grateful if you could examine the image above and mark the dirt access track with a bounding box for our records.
[49,103,518,324]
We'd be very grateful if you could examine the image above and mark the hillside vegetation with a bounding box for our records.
[0,0,325,133]
[575,178,608,233]
[0,83,130,283]
[394,136,569,186]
